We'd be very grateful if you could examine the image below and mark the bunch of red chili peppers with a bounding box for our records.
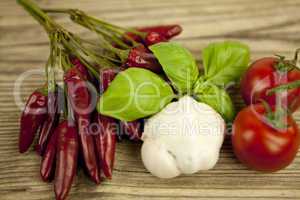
[17,0,182,199]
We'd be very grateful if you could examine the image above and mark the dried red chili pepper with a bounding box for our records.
[124,45,162,73]
[77,115,100,184]
[36,91,60,155]
[144,31,168,46]
[71,57,100,89]
[120,120,143,141]
[95,115,117,179]
[94,68,118,178]
[54,120,78,200]
[125,24,182,46]
[19,88,48,153]
[99,68,118,92]
[64,67,100,184]
[48,10,162,73]
[40,126,58,182]
[139,24,182,39]
[98,42,163,73]
[70,57,93,81]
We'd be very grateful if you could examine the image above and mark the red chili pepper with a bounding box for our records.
[125,45,162,73]
[99,68,118,93]
[78,115,100,184]
[40,125,58,182]
[36,91,60,155]
[120,120,143,141]
[139,25,182,39]
[144,31,168,46]
[94,68,118,178]
[19,88,48,153]
[71,57,99,88]
[125,24,182,46]
[70,57,93,81]
[95,115,117,179]
[54,120,79,200]
[64,67,100,184]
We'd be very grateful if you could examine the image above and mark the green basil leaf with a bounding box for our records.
[149,42,199,94]
[202,41,250,86]
[193,79,235,122]
[97,68,174,121]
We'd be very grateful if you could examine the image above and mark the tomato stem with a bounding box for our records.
[273,92,288,129]
[275,48,300,72]
[261,87,290,129]
[292,48,300,71]
[293,48,300,63]
[267,80,300,95]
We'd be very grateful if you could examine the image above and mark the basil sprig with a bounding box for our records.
[97,68,174,121]
[98,41,249,122]
[193,78,235,122]
[150,42,199,94]
[202,41,250,86]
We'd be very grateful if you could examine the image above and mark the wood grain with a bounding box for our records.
[1,0,300,199]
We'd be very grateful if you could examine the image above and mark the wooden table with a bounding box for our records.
[1,0,300,199]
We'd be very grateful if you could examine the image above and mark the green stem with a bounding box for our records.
[47,31,60,93]
[18,0,59,93]
[260,97,287,129]
[43,8,144,46]
[19,0,118,78]
[17,0,55,33]
[273,91,286,129]
[63,84,69,120]
[85,15,143,46]
[86,14,144,37]
[60,35,99,78]
[293,48,300,64]
[71,34,117,66]
[292,48,300,71]
[267,80,300,95]
[260,99,274,123]
[45,59,50,84]
[60,52,71,72]
[71,31,121,63]
[43,8,71,14]
[89,24,130,49]
[76,14,130,62]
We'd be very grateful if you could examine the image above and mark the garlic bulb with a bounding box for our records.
[141,96,225,178]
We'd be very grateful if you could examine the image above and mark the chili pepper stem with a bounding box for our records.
[42,8,143,36]
[17,0,56,33]
[44,8,131,49]
[75,11,145,46]
[47,31,61,93]
[85,14,145,37]
[42,8,71,14]
[18,0,119,81]
[43,8,145,47]
[66,11,130,62]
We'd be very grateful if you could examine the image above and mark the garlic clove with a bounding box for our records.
[141,138,181,179]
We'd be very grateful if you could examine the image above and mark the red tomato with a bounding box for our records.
[232,104,300,172]
[240,57,300,112]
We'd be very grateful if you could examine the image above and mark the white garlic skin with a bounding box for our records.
[141,96,225,179]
